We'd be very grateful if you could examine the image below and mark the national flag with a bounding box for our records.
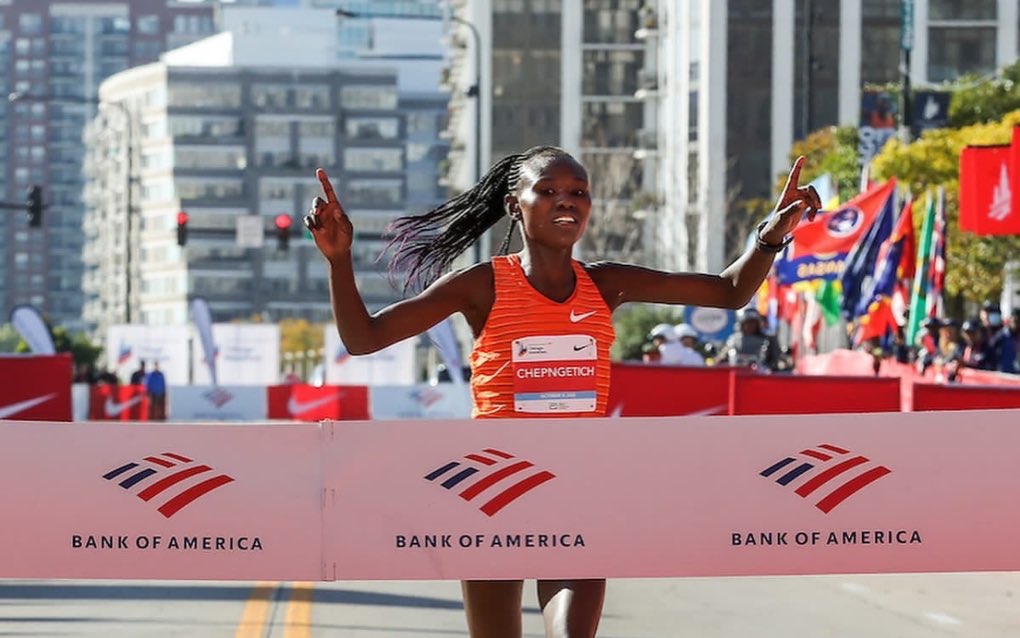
[839,187,897,319]
[854,199,915,345]
[925,187,947,319]
[906,193,937,346]
[816,279,842,326]
[776,180,896,286]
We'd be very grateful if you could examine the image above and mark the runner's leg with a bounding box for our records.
[462,579,524,638]
[537,579,605,638]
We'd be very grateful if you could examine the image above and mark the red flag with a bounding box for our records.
[895,197,916,280]
[960,144,1020,235]
[788,179,897,259]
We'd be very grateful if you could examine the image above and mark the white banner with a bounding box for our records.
[191,324,280,386]
[324,326,416,385]
[168,386,267,422]
[9,305,55,355]
[369,384,471,420]
[190,298,217,386]
[106,324,190,385]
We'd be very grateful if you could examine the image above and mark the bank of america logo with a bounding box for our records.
[425,448,555,517]
[103,452,234,518]
[203,387,233,408]
[760,443,891,513]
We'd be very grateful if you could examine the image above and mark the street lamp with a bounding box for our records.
[8,91,137,323]
[336,9,484,263]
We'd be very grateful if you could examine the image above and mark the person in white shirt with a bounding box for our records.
[673,324,706,366]
[648,323,704,366]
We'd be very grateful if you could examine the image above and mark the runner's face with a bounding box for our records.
[512,156,591,249]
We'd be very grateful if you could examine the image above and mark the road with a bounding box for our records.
[2,573,1020,637]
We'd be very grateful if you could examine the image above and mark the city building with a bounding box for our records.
[81,5,448,335]
[0,0,217,330]
[643,0,1020,274]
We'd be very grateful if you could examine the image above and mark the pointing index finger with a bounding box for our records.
[782,156,806,199]
[316,168,339,205]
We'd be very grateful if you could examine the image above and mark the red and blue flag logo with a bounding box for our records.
[103,452,234,518]
[425,448,556,517]
[761,443,891,513]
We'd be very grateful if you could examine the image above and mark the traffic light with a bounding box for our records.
[274,214,292,252]
[176,211,189,247]
[25,185,43,228]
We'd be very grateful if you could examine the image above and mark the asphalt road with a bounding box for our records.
[2,573,1020,637]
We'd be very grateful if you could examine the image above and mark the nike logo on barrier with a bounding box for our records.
[0,393,57,419]
[105,395,144,417]
[569,309,596,323]
[287,394,340,415]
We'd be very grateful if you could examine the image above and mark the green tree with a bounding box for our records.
[611,304,682,361]
[870,110,1020,304]
[949,60,1020,128]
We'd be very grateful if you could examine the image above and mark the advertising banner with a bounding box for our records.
[369,384,472,420]
[0,421,323,580]
[913,383,1020,412]
[606,363,732,417]
[731,375,900,415]
[168,386,268,422]
[324,326,416,385]
[89,384,149,421]
[0,354,73,421]
[106,325,190,385]
[266,384,370,422]
[191,324,280,386]
[959,144,1018,235]
[325,410,1020,579]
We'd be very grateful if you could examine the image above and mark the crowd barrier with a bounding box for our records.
[4,411,1020,580]
[5,353,1020,423]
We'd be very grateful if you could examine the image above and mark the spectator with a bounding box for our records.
[145,361,167,421]
[641,342,661,364]
[647,323,691,365]
[980,303,1017,374]
[672,324,706,366]
[129,359,147,385]
[725,307,779,370]
[915,317,942,374]
[960,320,996,371]
[73,363,96,384]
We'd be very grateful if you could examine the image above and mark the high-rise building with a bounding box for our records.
[0,0,217,330]
[643,0,1020,274]
[81,5,448,336]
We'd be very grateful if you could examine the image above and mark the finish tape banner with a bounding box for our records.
[5,411,1020,580]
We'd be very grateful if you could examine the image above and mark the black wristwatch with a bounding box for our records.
[755,220,792,254]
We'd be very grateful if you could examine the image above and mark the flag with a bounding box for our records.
[839,187,897,319]
[427,318,465,386]
[906,194,937,346]
[925,187,947,319]
[816,280,842,326]
[854,196,915,344]
[960,144,1020,235]
[9,305,55,355]
[776,180,896,286]
[190,297,217,386]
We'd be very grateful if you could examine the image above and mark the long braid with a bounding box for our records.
[385,145,571,293]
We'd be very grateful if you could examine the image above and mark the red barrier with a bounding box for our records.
[267,384,370,421]
[913,383,1020,411]
[0,354,73,421]
[88,384,148,421]
[607,363,732,416]
[730,374,901,415]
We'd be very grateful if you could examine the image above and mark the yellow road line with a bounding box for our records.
[283,582,315,638]
[234,581,276,638]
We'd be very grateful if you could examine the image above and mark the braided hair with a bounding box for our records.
[385,145,574,293]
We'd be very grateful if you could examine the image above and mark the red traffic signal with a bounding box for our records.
[176,211,189,246]
[275,214,291,251]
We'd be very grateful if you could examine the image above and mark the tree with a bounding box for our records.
[610,304,682,361]
[870,109,1020,304]
[949,60,1020,128]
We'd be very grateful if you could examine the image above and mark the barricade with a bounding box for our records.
[730,374,901,415]
[0,354,73,421]
[5,411,1020,580]
[913,382,1020,411]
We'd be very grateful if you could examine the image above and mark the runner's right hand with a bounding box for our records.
[305,168,354,263]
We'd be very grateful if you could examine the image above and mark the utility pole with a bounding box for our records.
[899,0,915,144]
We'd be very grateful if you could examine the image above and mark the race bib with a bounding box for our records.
[511,335,598,414]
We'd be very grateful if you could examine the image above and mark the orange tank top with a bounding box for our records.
[470,254,615,419]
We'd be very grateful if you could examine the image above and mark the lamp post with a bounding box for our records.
[336,9,484,263]
[8,91,136,323]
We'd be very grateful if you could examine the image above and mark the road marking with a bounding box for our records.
[234,581,275,638]
[924,612,962,626]
[839,582,871,595]
[283,582,314,638]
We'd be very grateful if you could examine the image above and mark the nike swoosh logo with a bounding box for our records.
[105,395,144,417]
[288,394,341,415]
[0,393,57,419]
[573,343,593,351]
[569,309,596,323]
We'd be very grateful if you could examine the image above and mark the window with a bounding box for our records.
[929,0,996,20]
[252,84,291,109]
[346,178,402,205]
[19,14,42,34]
[344,148,402,172]
[340,85,397,110]
[137,15,160,34]
[167,83,241,108]
[175,147,247,170]
[928,26,996,82]
[345,117,399,139]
